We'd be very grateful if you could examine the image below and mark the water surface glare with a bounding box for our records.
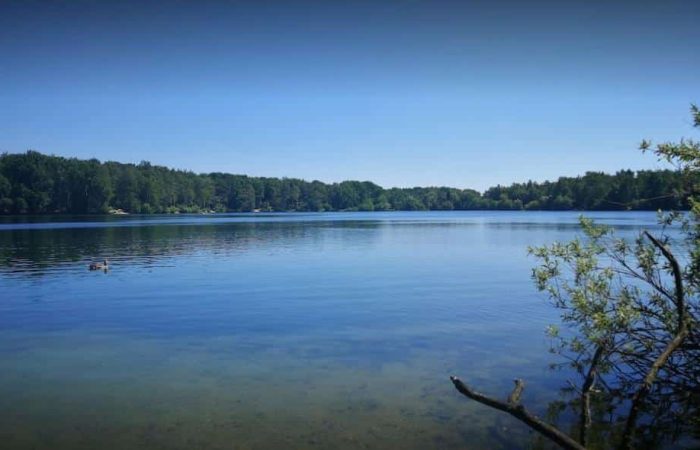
[0,211,664,449]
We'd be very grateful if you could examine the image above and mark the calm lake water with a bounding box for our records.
[0,211,668,449]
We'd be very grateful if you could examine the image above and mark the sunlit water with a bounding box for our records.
[0,211,668,449]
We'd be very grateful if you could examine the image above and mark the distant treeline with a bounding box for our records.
[0,151,693,214]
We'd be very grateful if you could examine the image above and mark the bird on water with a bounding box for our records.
[89,260,109,271]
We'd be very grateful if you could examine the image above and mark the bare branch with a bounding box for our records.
[450,376,586,450]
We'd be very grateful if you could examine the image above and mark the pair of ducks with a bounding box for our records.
[89,260,109,271]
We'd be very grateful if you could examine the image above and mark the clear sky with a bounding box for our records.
[1,0,698,191]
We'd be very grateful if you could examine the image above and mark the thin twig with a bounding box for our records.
[580,344,605,446]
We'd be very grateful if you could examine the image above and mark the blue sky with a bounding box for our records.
[1,0,698,191]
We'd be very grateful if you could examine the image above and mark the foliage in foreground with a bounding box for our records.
[451,105,700,449]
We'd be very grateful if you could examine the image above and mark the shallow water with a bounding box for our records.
[0,211,666,449]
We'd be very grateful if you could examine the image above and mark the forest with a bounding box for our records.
[0,150,693,214]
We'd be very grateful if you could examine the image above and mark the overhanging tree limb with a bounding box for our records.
[449,376,586,450]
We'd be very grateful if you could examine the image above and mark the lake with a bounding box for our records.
[0,211,668,449]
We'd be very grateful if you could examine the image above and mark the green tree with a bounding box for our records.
[331,181,361,210]
[114,166,141,212]
[0,173,12,213]
[84,160,112,213]
[195,176,214,210]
